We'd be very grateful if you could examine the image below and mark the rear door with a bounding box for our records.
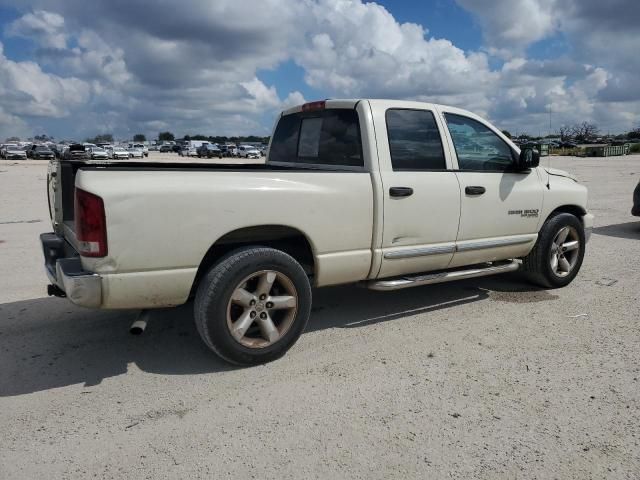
[372,102,461,278]
[438,108,544,267]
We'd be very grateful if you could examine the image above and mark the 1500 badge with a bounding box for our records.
[508,209,539,218]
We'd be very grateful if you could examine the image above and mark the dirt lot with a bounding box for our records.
[1,155,639,479]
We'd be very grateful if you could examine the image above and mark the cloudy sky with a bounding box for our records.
[0,0,638,140]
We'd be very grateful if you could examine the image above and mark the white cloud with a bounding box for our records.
[6,9,66,49]
[456,0,559,58]
[0,42,90,138]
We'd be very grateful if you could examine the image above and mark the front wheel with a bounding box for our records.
[521,213,585,288]
[194,247,312,365]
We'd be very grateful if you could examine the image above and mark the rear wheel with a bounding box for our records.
[194,247,312,365]
[522,213,585,288]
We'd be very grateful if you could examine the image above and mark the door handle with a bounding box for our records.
[389,187,414,198]
[465,186,486,196]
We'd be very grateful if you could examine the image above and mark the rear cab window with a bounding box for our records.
[269,109,364,170]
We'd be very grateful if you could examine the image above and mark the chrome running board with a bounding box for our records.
[367,260,520,291]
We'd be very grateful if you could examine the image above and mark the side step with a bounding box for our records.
[367,260,520,291]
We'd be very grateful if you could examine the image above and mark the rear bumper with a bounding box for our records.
[41,232,102,308]
[40,232,196,309]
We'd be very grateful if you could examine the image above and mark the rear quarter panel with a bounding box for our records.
[76,169,375,299]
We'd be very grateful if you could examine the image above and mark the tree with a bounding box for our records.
[558,125,572,142]
[158,131,175,142]
[5,136,20,142]
[571,122,599,142]
[501,130,512,139]
[34,134,54,142]
[628,127,640,140]
[133,134,146,142]
[86,133,114,144]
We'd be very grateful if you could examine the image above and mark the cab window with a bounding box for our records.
[444,113,514,171]
[386,109,446,170]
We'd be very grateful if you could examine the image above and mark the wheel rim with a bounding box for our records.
[550,226,580,277]
[226,270,298,349]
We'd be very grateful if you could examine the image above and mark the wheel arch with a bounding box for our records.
[545,204,587,224]
[189,225,316,297]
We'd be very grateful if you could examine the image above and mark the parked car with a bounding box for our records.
[109,147,130,160]
[159,144,172,153]
[42,99,594,365]
[50,144,65,159]
[1,144,20,158]
[238,145,261,158]
[633,180,640,216]
[129,143,149,157]
[32,146,55,160]
[225,145,238,157]
[63,144,89,160]
[89,147,109,160]
[128,147,144,159]
[178,145,197,157]
[197,143,222,158]
[172,144,182,153]
[3,144,27,160]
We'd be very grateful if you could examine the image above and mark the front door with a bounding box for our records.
[439,110,545,267]
[376,106,461,278]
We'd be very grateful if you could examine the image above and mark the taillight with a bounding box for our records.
[74,188,107,257]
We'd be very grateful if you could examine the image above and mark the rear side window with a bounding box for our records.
[269,109,363,168]
[386,109,446,170]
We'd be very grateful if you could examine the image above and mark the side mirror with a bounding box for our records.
[517,147,540,171]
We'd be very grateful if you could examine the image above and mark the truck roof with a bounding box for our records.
[281,98,477,119]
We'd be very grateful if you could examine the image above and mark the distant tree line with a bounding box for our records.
[85,133,114,144]
[14,123,639,146]
[155,131,269,144]
[557,122,600,142]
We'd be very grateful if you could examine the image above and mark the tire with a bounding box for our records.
[521,213,585,288]
[194,247,312,365]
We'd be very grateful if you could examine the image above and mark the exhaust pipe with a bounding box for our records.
[130,310,150,335]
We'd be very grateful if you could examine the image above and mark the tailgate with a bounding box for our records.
[47,159,80,242]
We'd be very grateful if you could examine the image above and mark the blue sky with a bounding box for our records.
[0,0,637,140]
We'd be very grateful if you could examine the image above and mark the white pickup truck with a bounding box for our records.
[42,99,593,365]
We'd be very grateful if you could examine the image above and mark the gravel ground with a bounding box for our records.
[0,155,639,479]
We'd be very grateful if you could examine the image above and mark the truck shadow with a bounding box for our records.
[592,221,640,240]
[0,273,543,397]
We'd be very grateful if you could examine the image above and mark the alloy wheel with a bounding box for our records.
[226,270,298,348]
